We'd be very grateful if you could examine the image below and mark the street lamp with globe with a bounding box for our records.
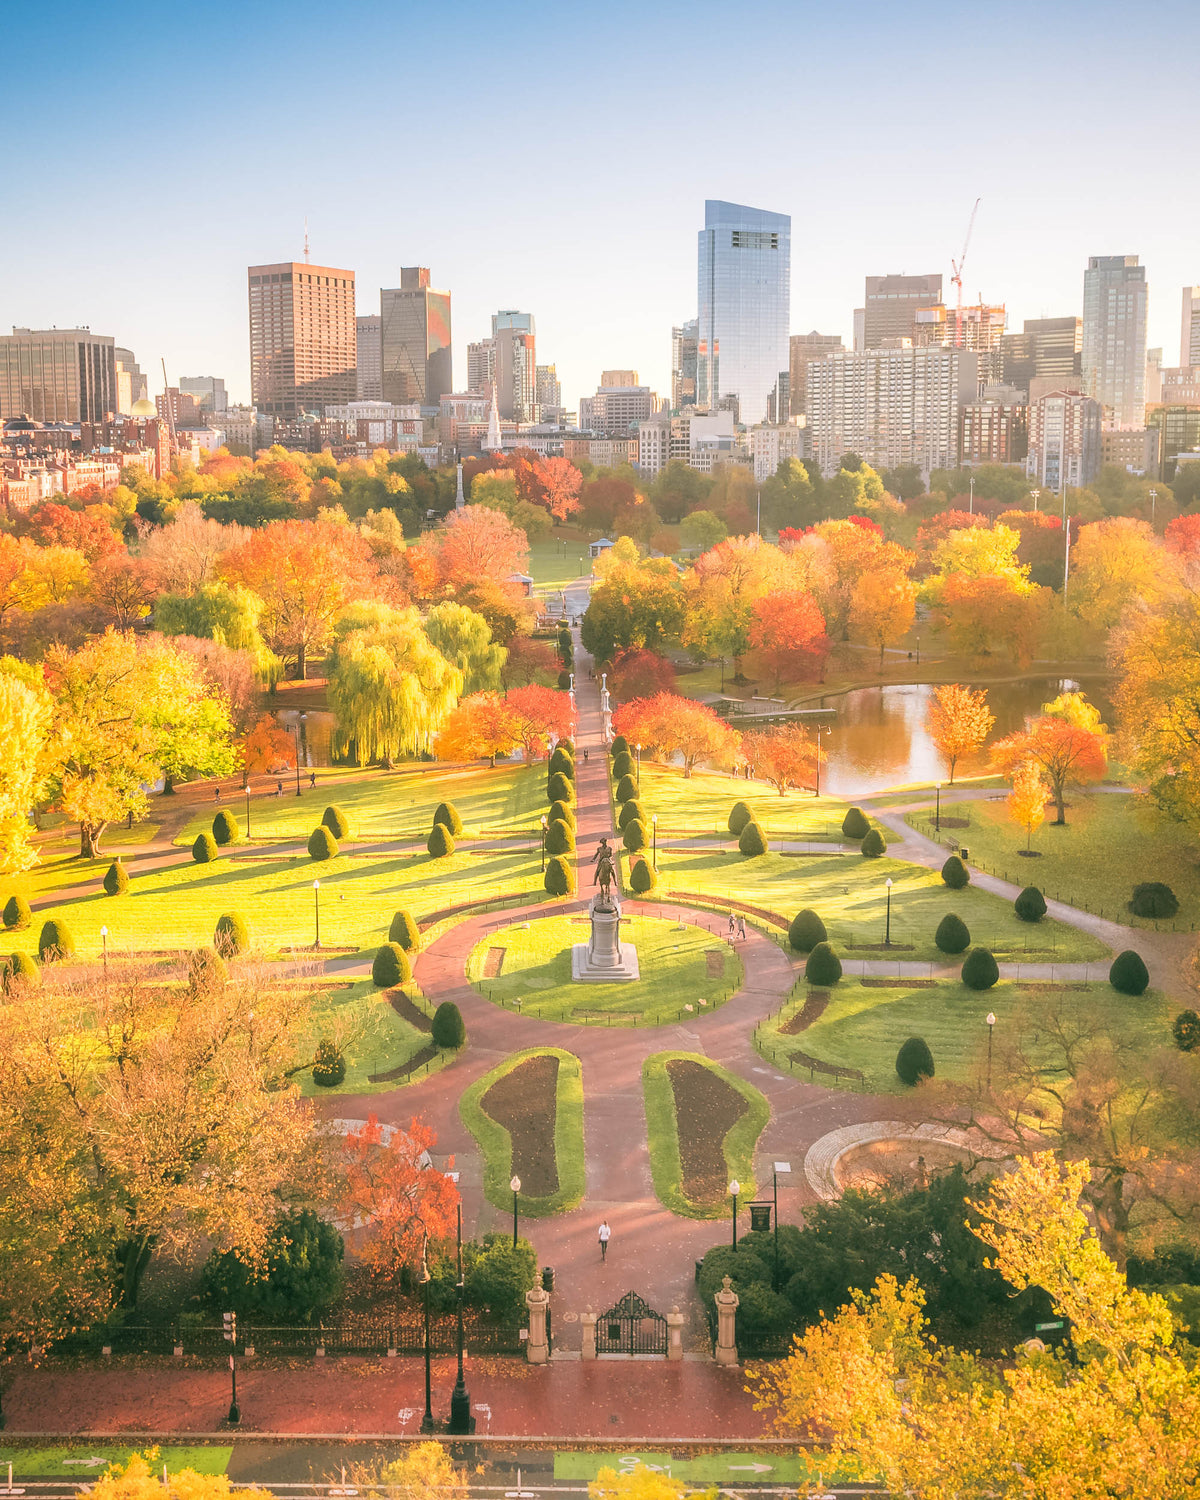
[510,1174,521,1249]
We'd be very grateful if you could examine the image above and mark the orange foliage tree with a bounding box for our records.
[611,693,740,778]
[609,648,677,700]
[849,567,916,667]
[501,635,559,690]
[505,684,575,764]
[26,501,123,561]
[434,505,529,591]
[241,713,297,778]
[436,691,519,766]
[340,1116,459,1279]
[741,725,817,795]
[928,573,1044,666]
[747,590,829,688]
[1164,512,1200,560]
[925,683,995,784]
[991,713,1107,825]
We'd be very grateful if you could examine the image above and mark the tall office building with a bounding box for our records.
[179,376,228,413]
[862,273,943,349]
[671,320,698,410]
[789,332,843,426]
[696,200,790,425]
[536,365,561,413]
[467,339,497,395]
[248,261,356,418]
[1082,255,1148,428]
[1001,317,1083,396]
[380,268,452,407]
[495,326,536,421]
[1183,287,1200,367]
[0,327,117,423]
[356,314,382,400]
[114,347,147,414]
[579,382,655,436]
[1027,390,1102,491]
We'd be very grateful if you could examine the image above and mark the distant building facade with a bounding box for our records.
[862,274,942,349]
[1101,426,1160,477]
[0,327,117,423]
[789,332,843,428]
[380,268,452,406]
[959,385,1028,466]
[356,314,382,401]
[579,383,655,436]
[1000,317,1083,397]
[671,320,698,410]
[1082,255,1148,428]
[248,261,356,417]
[1182,287,1200,367]
[179,375,228,413]
[1027,390,1102,491]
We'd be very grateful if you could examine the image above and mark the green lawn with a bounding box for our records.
[172,764,549,847]
[636,763,857,840]
[11,848,546,960]
[756,978,1172,1095]
[528,537,591,590]
[297,978,450,1098]
[464,913,742,1024]
[909,793,1200,930]
[654,849,1109,964]
[0,1448,234,1479]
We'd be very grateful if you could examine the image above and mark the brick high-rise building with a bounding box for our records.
[0,327,117,422]
[1027,390,1102,492]
[789,332,843,427]
[380,268,452,406]
[248,261,356,417]
[862,273,942,349]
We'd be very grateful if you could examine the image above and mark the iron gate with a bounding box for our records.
[595,1290,668,1355]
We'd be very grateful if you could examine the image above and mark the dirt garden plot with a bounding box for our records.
[665,1058,747,1206]
[480,1052,560,1198]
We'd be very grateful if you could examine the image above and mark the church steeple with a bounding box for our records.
[486,385,502,452]
[455,460,465,510]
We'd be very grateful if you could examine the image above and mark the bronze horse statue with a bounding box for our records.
[593,848,617,903]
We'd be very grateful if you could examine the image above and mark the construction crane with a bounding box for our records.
[950,197,981,347]
[160,357,179,458]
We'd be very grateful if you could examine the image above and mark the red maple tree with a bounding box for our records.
[340,1116,459,1279]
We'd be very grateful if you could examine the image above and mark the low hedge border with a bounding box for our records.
[458,1046,585,1218]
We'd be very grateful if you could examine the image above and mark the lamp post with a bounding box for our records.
[293,724,302,797]
[772,1161,791,1290]
[1031,488,1041,513]
[652,813,658,869]
[540,815,547,873]
[935,782,942,833]
[814,724,830,797]
[1149,486,1158,528]
[884,877,893,947]
[968,476,975,515]
[986,1011,996,1091]
[100,925,108,984]
[420,1241,434,1434]
[245,784,251,840]
[449,1200,472,1434]
[729,1178,740,1250]
[510,1174,521,1249]
[635,742,642,777]
[312,880,321,949]
[916,635,920,666]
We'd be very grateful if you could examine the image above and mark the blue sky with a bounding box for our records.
[2,0,1197,410]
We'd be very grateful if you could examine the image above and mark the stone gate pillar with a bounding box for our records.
[580,1308,597,1360]
[714,1275,739,1366]
[666,1306,684,1361]
[526,1275,550,1364]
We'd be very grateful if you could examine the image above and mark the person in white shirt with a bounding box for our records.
[598,1219,611,1261]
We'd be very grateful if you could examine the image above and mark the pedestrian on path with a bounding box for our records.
[214,785,221,802]
[598,1220,611,1261]
[728,911,736,938]
[737,914,747,940]
[309,770,316,788]
[583,747,589,762]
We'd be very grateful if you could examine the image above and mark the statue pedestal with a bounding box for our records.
[572,893,639,982]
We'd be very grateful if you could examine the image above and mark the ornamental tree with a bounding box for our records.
[926,683,995,783]
[611,692,740,779]
[505,683,575,765]
[747,589,829,688]
[424,601,506,695]
[927,572,1045,667]
[435,690,518,766]
[992,710,1107,825]
[0,666,51,874]
[1007,756,1049,851]
[433,504,530,591]
[740,725,817,795]
[609,647,677,700]
[340,1115,459,1280]
[849,567,916,668]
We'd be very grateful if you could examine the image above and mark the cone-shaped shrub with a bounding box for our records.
[546,820,576,856]
[941,854,970,889]
[935,913,971,955]
[860,828,887,857]
[548,772,575,805]
[215,912,250,958]
[611,750,634,779]
[629,858,657,894]
[212,808,240,845]
[38,918,74,963]
[615,774,638,803]
[1,951,38,994]
[805,941,842,984]
[1014,886,1047,922]
[549,798,575,829]
[432,1001,466,1049]
[2,894,31,930]
[322,805,350,840]
[557,669,571,689]
[1110,949,1150,996]
[549,746,575,779]
[372,942,412,988]
[558,738,574,755]
[545,855,576,896]
[1130,882,1178,918]
[618,799,645,830]
[623,818,648,853]
[610,734,628,756]
[193,831,219,863]
[427,822,455,858]
[388,909,420,950]
[103,859,129,896]
[433,801,463,836]
[312,1040,346,1087]
[188,946,227,995]
[1173,1009,1200,1052]
[788,909,827,952]
[842,806,870,839]
[308,825,339,860]
[728,800,755,836]
[961,946,999,990]
[896,1036,935,1086]
[739,820,769,856]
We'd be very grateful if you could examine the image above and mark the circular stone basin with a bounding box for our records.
[834,1137,972,1193]
[465,913,741,1025]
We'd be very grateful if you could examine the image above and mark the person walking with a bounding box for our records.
[598,1219,611,1262]
[728,911,737,939]
[737,914,747,941]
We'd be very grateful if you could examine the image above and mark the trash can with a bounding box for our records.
[542,1266,555,1293]
[960,848,969,860]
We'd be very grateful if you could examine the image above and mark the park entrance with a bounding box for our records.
[596,1290,668,1355]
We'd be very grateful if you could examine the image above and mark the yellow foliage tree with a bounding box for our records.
[925,682,995,783]
[89,1453,264,1500]
[0,665,52,872]
[358,1442,469,1500]
[1006,755,1048,851]
[590,1464,710,1500]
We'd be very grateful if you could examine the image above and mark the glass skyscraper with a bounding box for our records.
[696,200,790,426]
[1082,255,1148,429]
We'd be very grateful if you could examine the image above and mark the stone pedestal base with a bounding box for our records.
[572,893,639,981]
[572,941,640,981]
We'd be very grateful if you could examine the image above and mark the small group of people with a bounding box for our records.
[728,911,747,940]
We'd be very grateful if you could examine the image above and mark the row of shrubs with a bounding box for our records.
[610,735,657,894]
[544,737,577,896]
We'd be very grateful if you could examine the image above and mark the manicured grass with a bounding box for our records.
[756,979,1171,1095]
[656,848,1109,964]
[298,978,450,1098]
[459,1047,585,1216]
[909,793,1200,930]
[636,763,857,840]
[642,1051,769,1219]
[528,537,591,590]
[173,764,549,846]
[16,849,546,959]
[0,1448,234,1478]
[464,913,742,1024]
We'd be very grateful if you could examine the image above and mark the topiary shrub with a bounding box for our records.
[860,828,887,857]
[841,806,870,839]
[37,918,74,963]
[427,822,455,858]
[617,799,644,830]
[1014,886,1047,922]
[615,774,639,803]
[214,912,250,958]
[432,1001,466,1049]
[548,771,575,805]
[192,831,219,863]
[558,738,574,755]
[610,734,628,756]
[311,1039,346,1087]
[941,853,970,889]
[548,746,575,779]
[1110,949,1150,996]
[433,801,464,837]
[322,805,350,840]
[611,750,634,779]
[1173,1009,1200,1052]
[2,894,31,930]
[739,820,769,856]
[388,909,420,950]
[308,824,339,860]
[788,909,827,952]
[728,800,755,836]
[549,798,576,829]
[201,1208,344,1322]
[1130,882,1179,919]
[805,941,843,985]
[622,818,648,853]
[372,942,412,988]
[961,946,999,990]
[212,808,240,846]
[545,855,576,896]
[546,819,576,856]
[1,951,38,994]
[896,1036,935,1086]
[935,913,971,955]
[629,858,657,894]
[102,859,129,896]
[188,946,227,995]
[557,669,571,689]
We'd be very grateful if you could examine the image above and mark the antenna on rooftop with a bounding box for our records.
[303,217,310,264]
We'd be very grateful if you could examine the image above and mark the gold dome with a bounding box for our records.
[130,397,157,418]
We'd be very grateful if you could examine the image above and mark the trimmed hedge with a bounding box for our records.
[432,1001,466,1049]
[372,942,412,988]
[433,801,464,836]
[38,918,74,963]
[805,941,842,985]
[308,825,339,860]
[961,946,999,990]
[103,859,129,896]
[558,738,574,755]
[935,913,971,955]
[1130,882,1178,919]
[322,805,350,840]
[622,818,648,853]
[615,774,639,803]
[549,798,576,829]
[1014,886,1047,922]
[557,669,571,689]
[617,798,645,830]
[739,820,769,856]
[312,1040,346,1087]
[1110,949,1150,996]
[941,854,970,889]
[188,946,228,994]
[545,820,576,856]
[860,828,887,857]
[610,734,629,756]
[1173,1009,1200,1052]
[548,746,575,779]
[2,894,31,930]
[212,808,240,845]
[548,772,575,805]
[896,1036,935,1086]
[728,800,755,836]
[388,909,420,950]
[1,951,38,994]
[193,831,219,863]
[611,750,634,779]
[427,822,456,858]
[214,912,250,957]
[788,909,827,952]
[629,858,657,894]
[841,806,870,839]
[545,855,576,896]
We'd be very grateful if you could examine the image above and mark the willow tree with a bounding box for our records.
[328,604,462,766]
[424,600,506,695]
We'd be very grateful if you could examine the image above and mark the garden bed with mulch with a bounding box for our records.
[665,1057,746,1206]
[779,989,830,1033]
[480,1052,560,1197]
[387,990,432,1032]
[373,1043,438,1082]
